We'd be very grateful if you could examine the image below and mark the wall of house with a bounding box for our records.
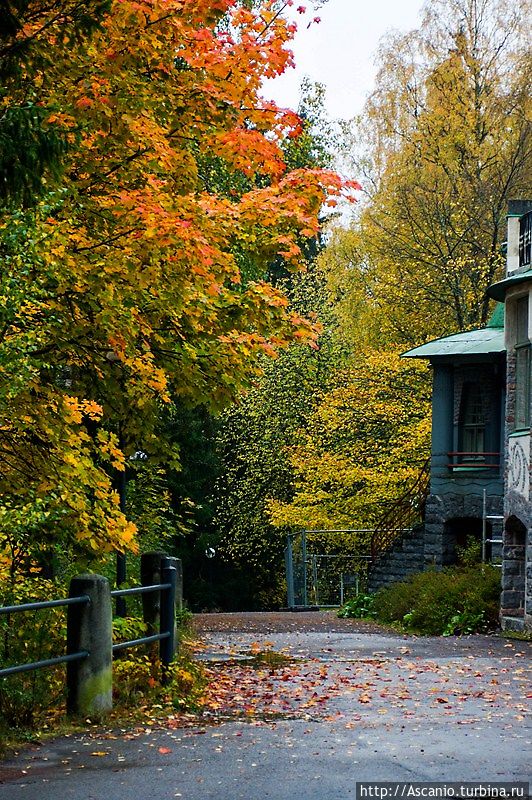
[501,284,532,630]
[425,359,505,567]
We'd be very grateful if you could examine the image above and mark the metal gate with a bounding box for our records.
[285,530,372,609]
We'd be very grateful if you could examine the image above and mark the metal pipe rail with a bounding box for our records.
[0,595,90,615]
[112,632,169,654]
[1,562,178,683]
[110,583,170,598]
[1,651,89,678]
[110,572,176,665]
[0,595,90,679]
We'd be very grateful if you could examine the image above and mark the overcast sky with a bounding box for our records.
[263,0,426,121]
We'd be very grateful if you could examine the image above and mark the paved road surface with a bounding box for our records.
[0,613,530,799]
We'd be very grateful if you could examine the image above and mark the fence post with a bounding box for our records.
[67,574,112,717]
[285,535,295,609]
[171,557,183,612]
[160,557,177,669]
[140,551,168,638]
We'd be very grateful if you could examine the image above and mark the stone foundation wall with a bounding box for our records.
[424,492,503,566]
[501,490,532,631]
[501,326,532,631]
[367,526,425,593]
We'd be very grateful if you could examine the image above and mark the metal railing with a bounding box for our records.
[519,210,532,269]
[0,596,90,678]
[110,562,177,665]
[370,458,430,560]
[447,451,500,470]
[0,556,178,680]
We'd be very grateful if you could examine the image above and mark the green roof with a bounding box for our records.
[402,326,505,360]
[486,302,505,328]
[487,269,532,301]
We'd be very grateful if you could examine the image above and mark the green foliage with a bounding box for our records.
[126,459,187,555]
[337,593,376,619]
[456,535,482,567]
[373,565,501,635]
[213,285,338,609]
[112,615,147,644]
[113,652,205,712]
[0,105,67,207]
[0,576,66,730]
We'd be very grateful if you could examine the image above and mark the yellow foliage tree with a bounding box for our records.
[267,350,431,549]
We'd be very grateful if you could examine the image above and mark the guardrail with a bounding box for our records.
[0,552,182,716]
[0,595,90,678]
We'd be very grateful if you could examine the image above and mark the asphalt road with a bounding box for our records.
[1,613,530,799]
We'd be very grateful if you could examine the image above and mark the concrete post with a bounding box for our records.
[164,556,183,612]
[160,558,177,668]
[140,551,167,637]
[66,574,112,717]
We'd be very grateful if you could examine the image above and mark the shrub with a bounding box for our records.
[456,535,482,567]
[113,652,205,712]
[373,565,501,635]
[0,576,67,730]
[337,593,376,619]
[112,612,205,712]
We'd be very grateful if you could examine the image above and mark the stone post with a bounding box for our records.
[140,551,167,637]
[160,557,177,668]
[66,575,112,717]
[164,556,183,612]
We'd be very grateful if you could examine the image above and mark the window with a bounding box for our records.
[514,296,530,431]
[460,383,485,459]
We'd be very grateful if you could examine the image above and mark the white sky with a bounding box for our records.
[263,0,426,121]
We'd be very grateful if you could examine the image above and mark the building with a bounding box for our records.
[487,200,532,631]
[402,307,505,567]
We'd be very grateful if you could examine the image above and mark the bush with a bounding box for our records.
[337,593,376,619]
[113,651,205,712]
[373,565,501,635]
[112,611,205,713]
[456,535,482,567]
[0,576,67,730]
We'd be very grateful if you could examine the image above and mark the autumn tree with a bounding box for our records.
[337,0,531,344]
[267,350,431,543]
[0,0,351,572]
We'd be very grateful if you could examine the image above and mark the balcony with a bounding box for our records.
[519,210,532,269]
[447,452,500,472]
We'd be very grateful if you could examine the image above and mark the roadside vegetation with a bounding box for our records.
[338,565,501,636]
[0,579,205,752]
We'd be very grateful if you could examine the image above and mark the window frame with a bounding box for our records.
[513,295,530,432]
[459,382,486,462]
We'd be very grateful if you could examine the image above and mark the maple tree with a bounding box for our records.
[0,0,353,570]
